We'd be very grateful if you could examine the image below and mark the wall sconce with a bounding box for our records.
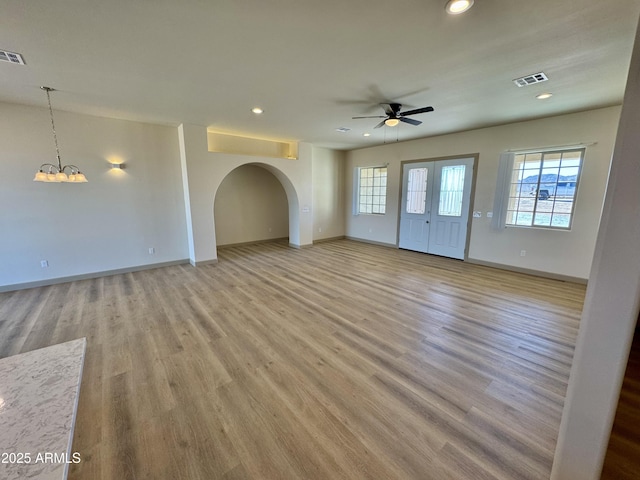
[110,163,124,170]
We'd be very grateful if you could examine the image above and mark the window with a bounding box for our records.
[506,149,584,229]
[357,166,387,214]
[405,167,428,214]
[438,165,466,217]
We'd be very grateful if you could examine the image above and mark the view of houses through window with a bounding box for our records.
[506,149,584,229]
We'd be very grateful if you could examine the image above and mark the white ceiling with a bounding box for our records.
[2,0,640,150]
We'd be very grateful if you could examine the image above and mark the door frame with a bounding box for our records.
[396,153,479,260]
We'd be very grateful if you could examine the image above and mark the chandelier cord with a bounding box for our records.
[44,87,62,170]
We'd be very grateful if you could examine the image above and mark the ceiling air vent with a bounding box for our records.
[513,72,548,87]
[0,49,26,65]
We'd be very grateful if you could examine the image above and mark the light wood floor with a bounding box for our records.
[0,240,586,479]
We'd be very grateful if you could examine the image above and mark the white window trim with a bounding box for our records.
[505,142,596,154]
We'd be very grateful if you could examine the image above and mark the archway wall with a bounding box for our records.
[214,165,289,247]
[178,123,313,265]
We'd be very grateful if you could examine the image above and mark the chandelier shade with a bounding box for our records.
[33,87,88,183]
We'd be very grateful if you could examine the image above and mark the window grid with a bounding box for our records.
[506,149,584,229]
[358,166,387,215]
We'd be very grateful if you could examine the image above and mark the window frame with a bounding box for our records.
[354,165,388,215]
[505,148,585,230]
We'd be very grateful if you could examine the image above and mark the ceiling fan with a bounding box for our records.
[352,103,434,128]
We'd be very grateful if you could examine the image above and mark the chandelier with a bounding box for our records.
[33,87,87,183]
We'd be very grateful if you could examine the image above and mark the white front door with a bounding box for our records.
[399,157,474,260]
[399,162,434,253]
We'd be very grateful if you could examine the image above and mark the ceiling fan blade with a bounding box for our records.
[352,115,386,119]
[399,106,434,116]
[400,117,422,126]
[373,119,387,129]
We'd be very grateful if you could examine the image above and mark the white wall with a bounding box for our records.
[208,131,296,159]
[179,124,314,265]
[551,18,640,479]
[0,110,338,289]
[312,146,346,241]
[0,102,189,290]
[346,106,620,279]
[3,98,615,291]
[214,164,289,246]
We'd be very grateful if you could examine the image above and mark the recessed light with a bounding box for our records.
[445,0,474,15]
[363,133,371,137]
[536,93,553,100]
[251,107,263,114]
[336,127,351,133]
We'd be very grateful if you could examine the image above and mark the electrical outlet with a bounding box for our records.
[268,227,272,233]
[318,227,322,233]
[40,260,49,268]
[148,247,155,255]
[487,212,493,218]
[520,250,526,257]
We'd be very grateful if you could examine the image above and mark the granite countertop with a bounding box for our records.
[0,338,87,480]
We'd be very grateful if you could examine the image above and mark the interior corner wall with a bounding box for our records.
[179,124,314,263]
[312,146,346,241]
[345,106,621,279]
[0,101,189,290]
[178,123,216,264]
[551,16,640,479]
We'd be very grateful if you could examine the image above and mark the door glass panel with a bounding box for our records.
[438,165,466,216]
[406,168,428,214]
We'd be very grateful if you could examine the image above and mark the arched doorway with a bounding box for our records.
[214,164,289,247]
